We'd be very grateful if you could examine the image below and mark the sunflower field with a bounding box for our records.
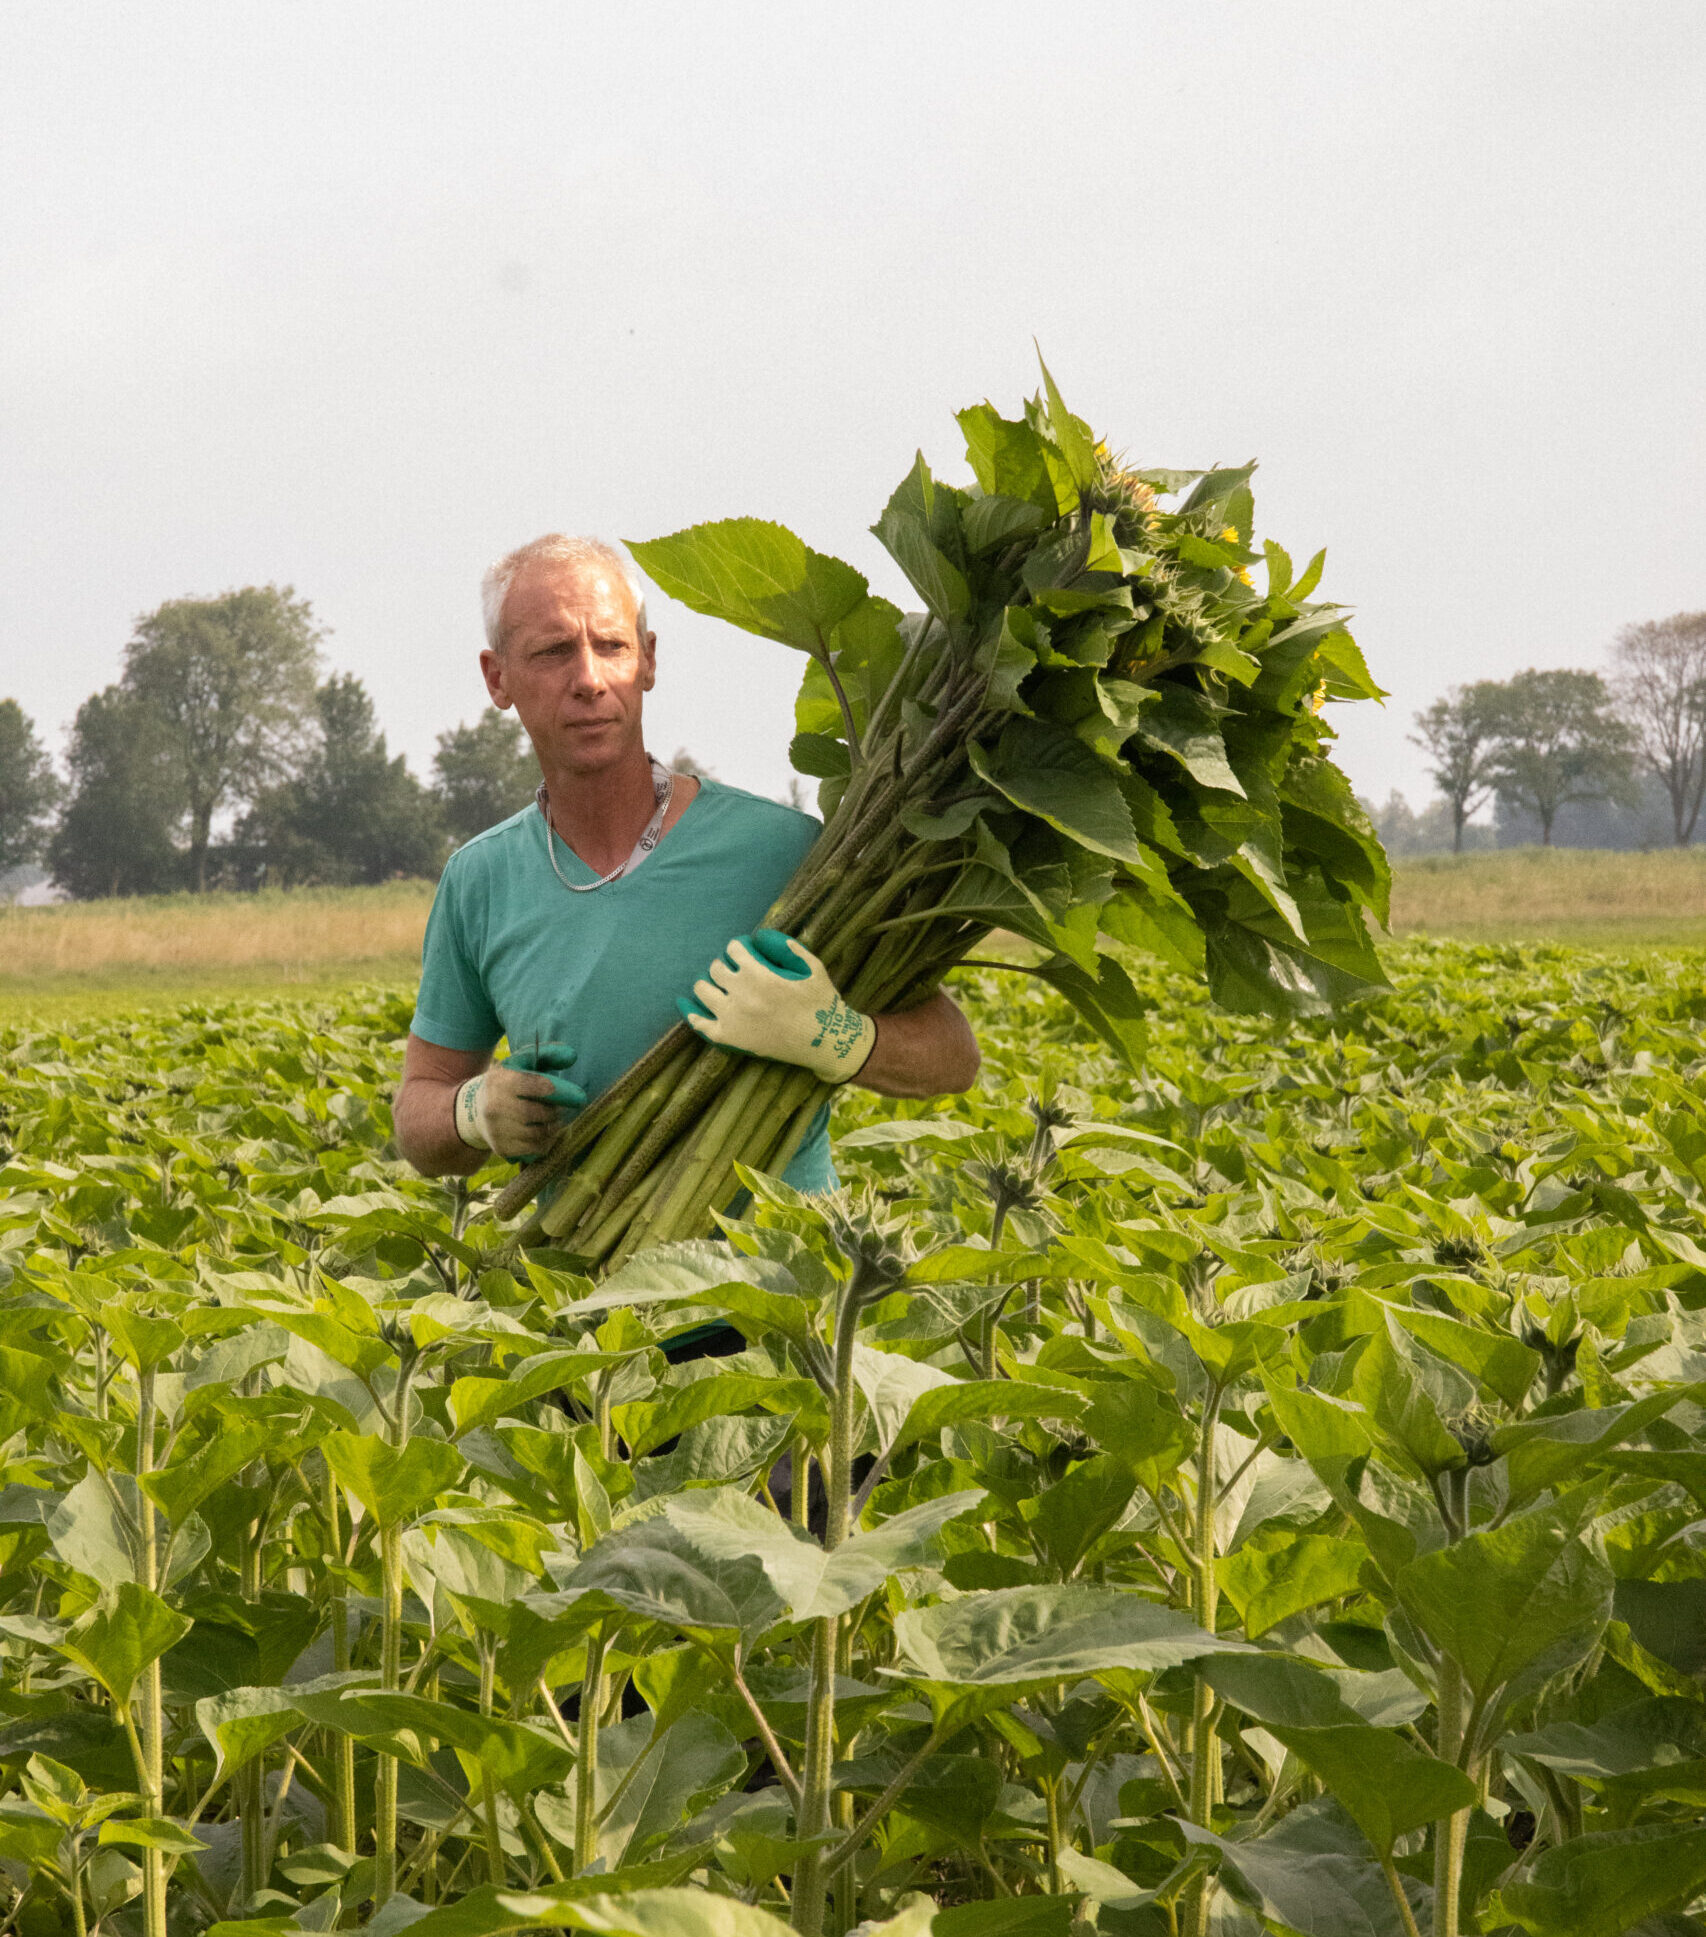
[4,940,1706,1936]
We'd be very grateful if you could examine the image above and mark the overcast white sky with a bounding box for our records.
[4,2,1702,818]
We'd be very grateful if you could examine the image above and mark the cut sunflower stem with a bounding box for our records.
[532,1044,698,1240]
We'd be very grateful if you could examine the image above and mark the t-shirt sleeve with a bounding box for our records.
[769,806,821,884]
[786,810,823,867]
[410,861,503,1052]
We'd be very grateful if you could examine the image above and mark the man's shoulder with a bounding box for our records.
[697,777,822,845]
[442,806,538,876]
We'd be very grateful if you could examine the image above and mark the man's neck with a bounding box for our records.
[541,745,662,877]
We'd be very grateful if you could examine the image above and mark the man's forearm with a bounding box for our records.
[394,1078,485,1178]
[854,990,980,1099]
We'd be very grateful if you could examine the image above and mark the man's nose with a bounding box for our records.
[566,643,605,696]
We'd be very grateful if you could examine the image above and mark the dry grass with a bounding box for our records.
[1389,845,1706,946]
[7,848,1706,1030]
[0,882,433,980]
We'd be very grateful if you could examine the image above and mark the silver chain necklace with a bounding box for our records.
[537,756,675,893]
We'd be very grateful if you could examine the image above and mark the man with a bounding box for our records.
[394,534,979,1184]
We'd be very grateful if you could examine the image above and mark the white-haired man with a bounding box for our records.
[394,535,979,1190]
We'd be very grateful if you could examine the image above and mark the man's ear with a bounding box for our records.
[640,629,658,692]
[480,647,513,710]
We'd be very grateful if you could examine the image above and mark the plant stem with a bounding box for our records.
[647,1057,772,1243]
[857,613,940,753]
[1133,1693,1188,1813]
[792,1616,839,1936]
[238,1391,266,1907]
[579,1043,726,1221]
[134,1365,167,1937]
[262,1746,302,1884]
[1044,1776,1065,1893]
[831,1760,856,1937]
[373,1519,403,1901]
[574,1625,607,1874]
[519,1794,568,1882]
[568,1161,666,1267]
[1183,1385,1223,1937]
[477,1639,504,1886]
[1432,1654,1468,1937]
[491,1080,633,1223]
[606,1056,769,1263]
[373,1361,412,1907]
[323,1466,357,1856]
[815,645,863,768]
[67,1849,89,1937]
[534,1047,698,1240]
[662,1062,806,1245]
[817,1724,949,1884]
[790,1271,862,1936]
[1430,1465,1472,1937]
[765,1074,834,1184]
[728,1655,804,1810]
[970,1188,1017,1381]
[1380,1852,1425,1937]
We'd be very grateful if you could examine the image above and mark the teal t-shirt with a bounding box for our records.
[410,777,836,1193]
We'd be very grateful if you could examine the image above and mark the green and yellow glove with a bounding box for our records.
[678,929,876,1085]
[454,1041,588,1160]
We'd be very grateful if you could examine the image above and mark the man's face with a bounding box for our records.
[482,560,656,777]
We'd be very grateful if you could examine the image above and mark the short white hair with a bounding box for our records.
[480,534,650,653]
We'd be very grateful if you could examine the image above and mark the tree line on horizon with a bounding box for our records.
[5,590,1702,898]
[1376,611,1706,855]
[0,585,551,900]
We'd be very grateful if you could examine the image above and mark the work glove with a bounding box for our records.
[454,1042,588,1159]
[678,929,876,1085]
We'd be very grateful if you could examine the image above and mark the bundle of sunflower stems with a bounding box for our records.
[489,362,1389,1268]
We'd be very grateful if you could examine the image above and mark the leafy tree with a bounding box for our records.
[431,707,537,847]
[241,674,444,885]
[0,699,62,873]
[1492,770,1674,850]
[1410,683,1504,851]
[120,585,323,890]
[1610,611,1706,846]
[1485,667,1635,846]
[48,687,183,898]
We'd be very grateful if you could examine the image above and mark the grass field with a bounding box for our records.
[0,880,433,1022]
[6,847,1706,1024]
[1389,843,1706,945]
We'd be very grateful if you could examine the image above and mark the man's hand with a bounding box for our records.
[679,930,877,1084]
[454,1043,588,1159]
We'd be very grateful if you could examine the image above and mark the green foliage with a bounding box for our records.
[8,938,1706,1929]
[48,684,185,898]
[1609,609,1706,848]
[434,707,542,848]
[1409,682,1506,853]
[0,699,62,877]
[240,673,446,886]
[1483,668,1639,847]
[118,583,326,891]
[632,372,1391,1032]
